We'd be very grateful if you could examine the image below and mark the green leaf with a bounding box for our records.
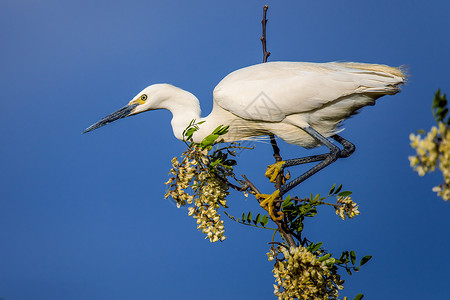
[353,294,364,300]
[338,191,353,197]
[210,159,221,167]
[339,251,350,264]
[350,250,356,265]
[201,134,220,148]
[212,125,229,135]
[185,127,196,138]
[247,211,252,223]
[326,257,336,267]
[329,184,336,195]
[310,242,323,253]
[281,198,293,209]
[346,268,352,276]
[353,267,360,272]
[293,219,303,233]
[318,253,331,262]
[432,89,449,122]
[335,184,343,194]
[260,215,269,227]
[313,193,320,202]
[254,213,261,225]
[304,207,318,218]
[360,255,372,266]
[225,159,237,166]
[241,213,246,223]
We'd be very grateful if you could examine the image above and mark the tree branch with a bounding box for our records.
[243,175,297,248]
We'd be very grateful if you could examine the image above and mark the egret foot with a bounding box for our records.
[265,161,286,183]
[256,189,284,221]
[283,170,291,185]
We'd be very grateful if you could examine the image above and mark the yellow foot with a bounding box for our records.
[283,170,291,184]
[256,189,284,221]
[265,161,286,183]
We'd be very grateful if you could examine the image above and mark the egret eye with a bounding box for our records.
[141,94,148,101]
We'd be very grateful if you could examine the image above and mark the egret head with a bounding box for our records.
[82,84,177,134]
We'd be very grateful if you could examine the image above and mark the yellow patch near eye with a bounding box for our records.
[129,94,147,105]
[129,97,147,106]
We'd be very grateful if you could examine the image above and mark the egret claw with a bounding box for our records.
[265,161,286,183]
[282,170,291,184]
[256,189,284,221]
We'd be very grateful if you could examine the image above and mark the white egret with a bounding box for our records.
[84,61,405,220]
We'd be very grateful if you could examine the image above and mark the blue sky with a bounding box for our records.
[1,0,450,299]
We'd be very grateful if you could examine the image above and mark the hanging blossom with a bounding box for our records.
[165,144,234,242]
[267,245,346,300]
[335,196,360,220]
[409,122,450,201]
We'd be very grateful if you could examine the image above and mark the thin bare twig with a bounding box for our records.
[214,173,248,192]
[261,5,282,163]
[261,5,271,63]
[268,241,290,249]
[242,175,260,196]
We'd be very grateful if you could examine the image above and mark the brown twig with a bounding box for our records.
[261,5,282,163]
[261,5,271,63]
[258,5,297,248]
[261,11,282,165]
[215,173,248,192]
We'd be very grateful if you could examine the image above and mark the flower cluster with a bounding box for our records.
[268,246,345,300]
[335,196,360,220]
[165,145,231,242]
[409,122,450,201]
[188,175,228,242]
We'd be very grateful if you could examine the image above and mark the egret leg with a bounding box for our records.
[282,135,355,168]
[263,135,355,185]
[332,135,356,158]
[278,128,355,196]
[260,131,354,218]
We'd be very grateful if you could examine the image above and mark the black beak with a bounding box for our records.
[83,103,139,134]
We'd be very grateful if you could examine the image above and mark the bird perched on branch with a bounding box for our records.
[84,61,405,220]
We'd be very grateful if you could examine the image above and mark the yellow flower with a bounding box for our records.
[270,245,345,299]
[165,144,233,242]
[410,122,450,201]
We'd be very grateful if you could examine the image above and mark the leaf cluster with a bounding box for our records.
[182,119,205,142]
[224,211,274,229]
[335,250,372,276]
[305,241,372,275]
[281,184,352,236]
[183,121,249,176]
[432,89,450,125]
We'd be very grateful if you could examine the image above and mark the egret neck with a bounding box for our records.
[155,85,204,142]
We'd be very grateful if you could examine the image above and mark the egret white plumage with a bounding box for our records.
[84,61,405,219]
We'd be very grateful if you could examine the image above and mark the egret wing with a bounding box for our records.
[213,62,404,122]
